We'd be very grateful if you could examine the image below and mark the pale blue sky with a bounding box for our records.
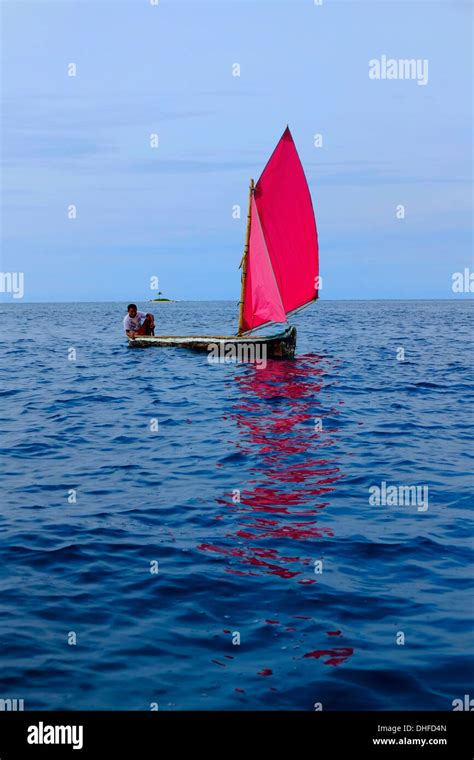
[1,0,472,302]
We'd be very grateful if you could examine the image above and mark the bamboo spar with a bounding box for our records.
[237,178,254,335]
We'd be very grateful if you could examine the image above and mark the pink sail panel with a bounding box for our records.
[254,127,319,315]
[241,197,287,333]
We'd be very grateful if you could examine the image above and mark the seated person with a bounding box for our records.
[123,304,155,338]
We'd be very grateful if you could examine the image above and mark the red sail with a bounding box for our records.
[254,127,319,316]
[241,196,286,333]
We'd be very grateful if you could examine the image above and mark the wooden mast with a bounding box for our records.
[237,178,254,335]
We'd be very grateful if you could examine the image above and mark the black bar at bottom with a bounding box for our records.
[0,711,471,757]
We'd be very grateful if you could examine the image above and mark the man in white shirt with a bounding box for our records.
[123,304,155,338]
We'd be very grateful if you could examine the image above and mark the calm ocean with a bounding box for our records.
[1,300,472,710]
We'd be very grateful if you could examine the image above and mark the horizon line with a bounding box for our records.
[0,297,472,305]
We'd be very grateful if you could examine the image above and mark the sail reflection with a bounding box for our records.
[198,354,344,583]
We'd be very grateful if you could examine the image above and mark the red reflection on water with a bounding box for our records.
[201,356,354,677]
[199,356,344,582]
[303,647,354,666]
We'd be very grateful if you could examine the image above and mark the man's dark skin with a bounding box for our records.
[125,306,155,339]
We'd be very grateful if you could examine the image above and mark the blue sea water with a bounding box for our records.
[0,299,472,711]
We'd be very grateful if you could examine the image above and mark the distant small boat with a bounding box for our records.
[129,126,319,359]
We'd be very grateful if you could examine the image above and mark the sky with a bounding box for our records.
[1,0,472,302]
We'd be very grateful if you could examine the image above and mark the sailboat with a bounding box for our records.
[129,126,319,359]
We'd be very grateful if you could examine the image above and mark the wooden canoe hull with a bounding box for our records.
[128,325,297,359]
